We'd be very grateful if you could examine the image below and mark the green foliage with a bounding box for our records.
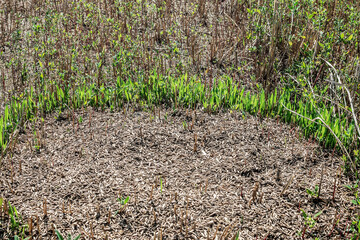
[306,185,319,198]
[0,0,359,175]
[0,199,30,239]
[117,196,130,207]
[0,71,359,172]
[55,230,81,240]
[349,216,360,239]
[115,195,130,216]
[345,180,359,192]
[298,209,322,237]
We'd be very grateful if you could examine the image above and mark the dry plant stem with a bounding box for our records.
[43,198,47,217]
[90,222,94,239]
[204,179,208,193]
[212,225,219,240]
[318,164,325,199]
[280,174,295,196]
[249,182,260,207]
[51,224,55,238]
[323,59,360,141]
[150,184,154,201]
[36,215,40,234]
[107,210,111,225]
[281,103,357,173]
[193,133,197,152]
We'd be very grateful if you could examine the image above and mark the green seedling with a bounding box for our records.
[349,216,360,239]
[14,236,30,240]
[2,200,29,238]
[115,196,130,215]
[117,196,130,207]
[182,121,187,130]
[160,177,163,193]
[301,209,322,228]
[345,180,359,192]
[55,230,81,240]
[306,185,319,198]
[351,191,360,206]
[234,231,239,240]
[298,209,322,238]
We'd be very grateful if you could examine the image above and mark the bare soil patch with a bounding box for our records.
[0,108,356,239]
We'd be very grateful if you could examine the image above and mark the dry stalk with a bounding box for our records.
[204,179,208,193]
[280,174,295,196]
[193,133,197,152]
[90,222,94,239]
[248,182,260,207]
[149,184,154,201]
[332,166,342,201]
[220,223,233,239]
[153,209,157,224]
[10,164,14,184]
[324,59,360,141]
[51,224,55,238]
[212,224,220,240]
[281,103,357,173]
[179,216,183,234]
[43,198,47,217]
[107,210,111,225]
[36,215,40,234]
[2,199,7,219]
[62,202,65,214]
[96,204,100,219]
[276,167,281,181]
[29,217,33,237]
[318,164,325,199]
[69,202,72,214]
[18,158,21,174]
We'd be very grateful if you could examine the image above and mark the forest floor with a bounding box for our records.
[0,108,357,239]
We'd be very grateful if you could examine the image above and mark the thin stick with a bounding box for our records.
[318,164,325,199]
[280,174,295,196]
[281,103,356,173]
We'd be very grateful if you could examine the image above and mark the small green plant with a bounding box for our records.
[182,121,187,130]
[351,191,360,206]
[298,209,322,238]
[306,185,319,198]
[345,180,359,192]
[301,209,322,228]
[234,231,239,240]
[14,236,30,240]
[345,180,360,206]
[0,199,29,239]
[55,229,81,240]
[160,177,163,193]
[349,216,360,239]
[117,196,130,207]
[115,196,130,215]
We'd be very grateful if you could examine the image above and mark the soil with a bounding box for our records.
[0,107,357,239]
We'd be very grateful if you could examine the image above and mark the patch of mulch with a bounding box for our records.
[0,107,358,239]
